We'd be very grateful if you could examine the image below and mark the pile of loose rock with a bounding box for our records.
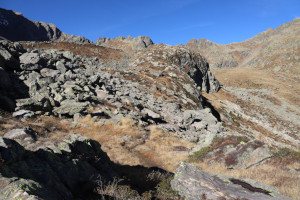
[0,40,222,143]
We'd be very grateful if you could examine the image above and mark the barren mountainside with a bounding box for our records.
[0,7,299,200]
[186,17,300,76]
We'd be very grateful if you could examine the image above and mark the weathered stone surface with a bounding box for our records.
[4,128,37,148]
[171,162,291,200]
[143,108,161,119]
[12,110,35,120]
[221,140,273,169]
[53,100,89,116]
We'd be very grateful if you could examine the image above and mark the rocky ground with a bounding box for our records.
[0,38,298,200]
[0,8,299,200]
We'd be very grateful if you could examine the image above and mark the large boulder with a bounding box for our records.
[53,100,90,116]
[19,52,45,71]
[171,162,291,200]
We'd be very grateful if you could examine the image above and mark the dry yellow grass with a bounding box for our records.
[212,67,300,106]
[20,41,128,62]
[203,67,300,150]
[1,115,299,199]
[194,161,300,200]
[70,116,196,171]
[140,125,196,171]
[21,116,299,199]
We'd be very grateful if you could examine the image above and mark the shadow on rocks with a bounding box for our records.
[0,134,171,200]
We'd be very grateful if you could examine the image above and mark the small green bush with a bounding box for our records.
[273,148,300,160]
[188,146,211,162]
[156,176,181,200]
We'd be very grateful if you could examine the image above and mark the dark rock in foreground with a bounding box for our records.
[0,129,169,200]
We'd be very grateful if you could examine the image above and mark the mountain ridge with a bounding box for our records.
[0,7,299,200]
[185,17,300,75]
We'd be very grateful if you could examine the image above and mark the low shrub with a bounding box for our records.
[156,177,182,200]
[188,146,211,162]
[273,148,300,161]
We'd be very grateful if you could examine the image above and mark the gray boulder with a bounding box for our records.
[143,108,161,120]
[171,162,290,200]
[19,52,44,71]
[55,61,67,73]
[19,52,41,65]
[53,100,89,116]
[12,109,35,121]
[4,128,37,147]
[40,68,60,78]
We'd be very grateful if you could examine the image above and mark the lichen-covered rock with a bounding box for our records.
[53,100,89,116]
[171,162,291,200]
[225,140,273,169]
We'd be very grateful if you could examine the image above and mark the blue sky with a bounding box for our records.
[1,0,299,45]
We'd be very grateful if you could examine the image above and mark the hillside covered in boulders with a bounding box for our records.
[0,7,299,200]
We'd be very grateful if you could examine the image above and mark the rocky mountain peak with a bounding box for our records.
[95,35,154,53]
[0,8,91,44]
[186,38,218,51]
[0,8,298,200]
[185,18,300,73]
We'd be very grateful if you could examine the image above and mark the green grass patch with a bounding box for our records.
[156,176,182,200]
[273,148,300,160]
[188,146,211,162]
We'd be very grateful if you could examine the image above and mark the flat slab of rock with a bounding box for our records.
[171,162,290,200]
[53,100,89,116]
[13,109,35,120]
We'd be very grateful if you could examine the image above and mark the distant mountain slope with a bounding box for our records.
[185,18,300,76]
[0,8,91,43]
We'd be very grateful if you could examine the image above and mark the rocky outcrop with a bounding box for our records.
[58,34,92,44]
[0,8,91,44]
[95,35,154,52]
[190,136,273,169]
[0,131,112,199]
[171,162,290,200]
[0,40,221,143]
[0,129,169,200]
[185,38,240,69]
